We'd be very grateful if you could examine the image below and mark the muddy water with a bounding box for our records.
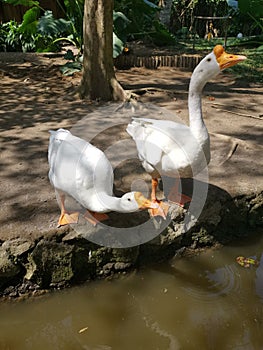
[1,233,263,350]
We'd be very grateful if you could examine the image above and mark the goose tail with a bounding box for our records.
[48,129,70,167]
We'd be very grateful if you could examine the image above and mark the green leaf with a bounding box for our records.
[113,11,130,24]
[2,0,39,7]
[37,10,71,36]
[143,0,160,9]
[59,61,82,76]
[113,32,124,58]
[113,10,130,43]
[19,6,40,34]
[63,0,84,33]
[64,0,84,15]
[64,49,75,60]
[55,0,84,49]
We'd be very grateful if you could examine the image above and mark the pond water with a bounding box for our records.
[1,233,263,350]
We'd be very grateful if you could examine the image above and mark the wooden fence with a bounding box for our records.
[114,53,203,70]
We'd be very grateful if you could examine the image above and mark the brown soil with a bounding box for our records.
[0,52,262,241]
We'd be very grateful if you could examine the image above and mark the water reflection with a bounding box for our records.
[1,233,263,350]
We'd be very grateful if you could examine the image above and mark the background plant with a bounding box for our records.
[53,0,84,51]
[1,0,83,52]
[237,0,263,34]
[114,0,176,45]
[170,0,262,38]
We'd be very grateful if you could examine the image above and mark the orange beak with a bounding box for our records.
[214,45,246,70]
[134,192,159,210]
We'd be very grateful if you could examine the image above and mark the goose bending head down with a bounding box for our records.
[126,45,246,217]
[48,129,161,227]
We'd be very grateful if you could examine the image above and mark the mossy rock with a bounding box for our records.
[0,248,21,279]
[191,227,215,247]
[248,193,263,227]
[26,240,75,288]
[72,245,96,283]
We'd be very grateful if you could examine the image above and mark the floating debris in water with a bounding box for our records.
[236,256,259,268]
[78,326,89,334]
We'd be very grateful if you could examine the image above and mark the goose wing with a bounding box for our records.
[48,129,114,200]
[126,118,192,167]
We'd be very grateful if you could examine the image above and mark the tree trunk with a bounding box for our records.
[79,0,127,101]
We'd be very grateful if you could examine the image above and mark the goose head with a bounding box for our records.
[118,192,159,213]
[191,45,246,90]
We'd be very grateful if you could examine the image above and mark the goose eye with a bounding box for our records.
[127,198,131,201]
[207,58,211,62]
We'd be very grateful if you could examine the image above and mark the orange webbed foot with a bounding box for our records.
[149,200,169,219]
[83,211,109,226]
[168,191,191,207]
[57,212,79,227]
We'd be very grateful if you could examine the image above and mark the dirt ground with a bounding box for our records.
[0,52,262,241]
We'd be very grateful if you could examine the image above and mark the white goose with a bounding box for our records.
[126,45,246,216]
[48,129,159,227]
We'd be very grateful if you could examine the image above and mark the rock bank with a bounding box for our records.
[0,189,262,298]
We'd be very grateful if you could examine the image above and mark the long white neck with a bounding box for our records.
[188,69,208,141]
[99,193,124,211]
[79,191,129,213]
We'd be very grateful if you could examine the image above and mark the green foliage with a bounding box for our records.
[151,21,176,45]
[226,0,263,36]
[171,0,229,38]
[113,10,130,43]
[63,49,75,60]
[113,10,130,57]
[34,36,60,52]
[143,0,159,8]
[2,0,84,51]
[0,9,69,52]
[19,6,40,34]
[0,21,21,51]
[170,0,262,39]
[61,0,84,49]
[59,61,82,76]
[238,0,263,32]
[115,0,152,36]
[228,47,263,83]
[238,0,263,18]
[2,0,40,6]
[2,0,176,55]
[37,10,71,37]
[114,0,176,45]
[113,32,124,58]
[0,20,39,52]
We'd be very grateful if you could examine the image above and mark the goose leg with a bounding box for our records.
[148,178,169,219]
[151,178,159,202]
[168,180,191,207]
[57,194,79,227]
[83,211,109,226]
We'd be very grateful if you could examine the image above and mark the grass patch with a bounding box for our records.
[176,37,263,84]
[228,47,263,84]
